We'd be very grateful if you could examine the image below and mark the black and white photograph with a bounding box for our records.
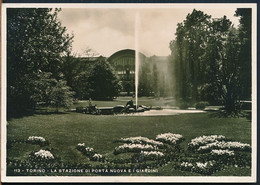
[1,3,257,183]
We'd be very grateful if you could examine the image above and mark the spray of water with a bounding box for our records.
[135,12,140,110]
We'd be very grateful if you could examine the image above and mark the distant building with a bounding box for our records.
[107,49,146,96]
[76,49,169,97]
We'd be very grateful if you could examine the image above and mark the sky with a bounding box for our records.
[58,6,240,57]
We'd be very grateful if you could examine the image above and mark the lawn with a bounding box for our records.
[6,98,251,176]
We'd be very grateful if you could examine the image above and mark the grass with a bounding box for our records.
[6,97,252,176]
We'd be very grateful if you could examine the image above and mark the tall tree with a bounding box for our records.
[7,8,74,115]
[87,59,122,100]
[220,28,241,114]
[183,9,211,102]
[170,8,252,115]
[235,8,252,100]
[200,16,232,105]
[170,9,211,103]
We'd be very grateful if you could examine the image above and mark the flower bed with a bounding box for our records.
[114,143,155,155]
[140,151,164,160]
[177,135,252,175]
[34,149,54,159]
[188,135,226,150]
[119,136,163,146]
[210,149,235,156]
[26,136,49,146]
[92,154,104,161]
[178,160,221,175]
[156,133,184,145]
[76,143,105,162]
[197,141,251,152]
[29,149,55,162]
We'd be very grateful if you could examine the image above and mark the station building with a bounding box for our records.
[107,49,146,96]
[78,49,169,96]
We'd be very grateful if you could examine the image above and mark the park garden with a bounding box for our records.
[6,8,252,176]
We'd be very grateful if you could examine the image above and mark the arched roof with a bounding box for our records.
[107,49,146,62]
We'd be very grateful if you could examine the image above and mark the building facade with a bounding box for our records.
[107,49,146,96]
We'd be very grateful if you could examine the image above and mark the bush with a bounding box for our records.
[179,102,189,109]
[76,107,85,113]
[195,101,209,110]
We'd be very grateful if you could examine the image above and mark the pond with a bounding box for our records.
[119,108,205,116]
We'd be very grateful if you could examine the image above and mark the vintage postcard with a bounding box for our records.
[1,2,257,183]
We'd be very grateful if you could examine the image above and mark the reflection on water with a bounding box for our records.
[119,109,205,116]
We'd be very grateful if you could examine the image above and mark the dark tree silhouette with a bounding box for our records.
[170,8,252,115]
[7,8,74,116]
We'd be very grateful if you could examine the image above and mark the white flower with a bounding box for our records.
[198,141,251,151]
[93,153,102,158]
[34,149,54,159]
[211,149,235,156]
[181,162,193,167]
[77,143,85,147]
[223,141,251,150]
[85,147,94,152]
[188,135,226,148]
[28,136,46,142]
[92,153,103,159]
[120,136,163,146]
[195,161,214,169]
[115,143,155,153]
[156,133,183,144]
[141,151,164,157]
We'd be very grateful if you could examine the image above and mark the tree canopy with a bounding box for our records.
[7,8,74,116]
[170,8,252,115]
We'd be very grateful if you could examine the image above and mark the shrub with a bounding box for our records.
[195,101,209,110]
[76,107,85,113]
[179,102,189,109]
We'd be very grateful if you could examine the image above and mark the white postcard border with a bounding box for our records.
[1,3,257,183]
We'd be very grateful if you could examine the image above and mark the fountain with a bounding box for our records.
[135,12,140,110]
[75,12,206,116]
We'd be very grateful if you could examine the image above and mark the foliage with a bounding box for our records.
[29,72,74,112]
[195,101,209,110]
[170,9,252,115]
[49,79,74,112]
[178,102,189,109]
[235,8,252,101]
[62,55,122,100]
[87,59,122,100]
[61,52,94,100]
[7,8,74,117]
